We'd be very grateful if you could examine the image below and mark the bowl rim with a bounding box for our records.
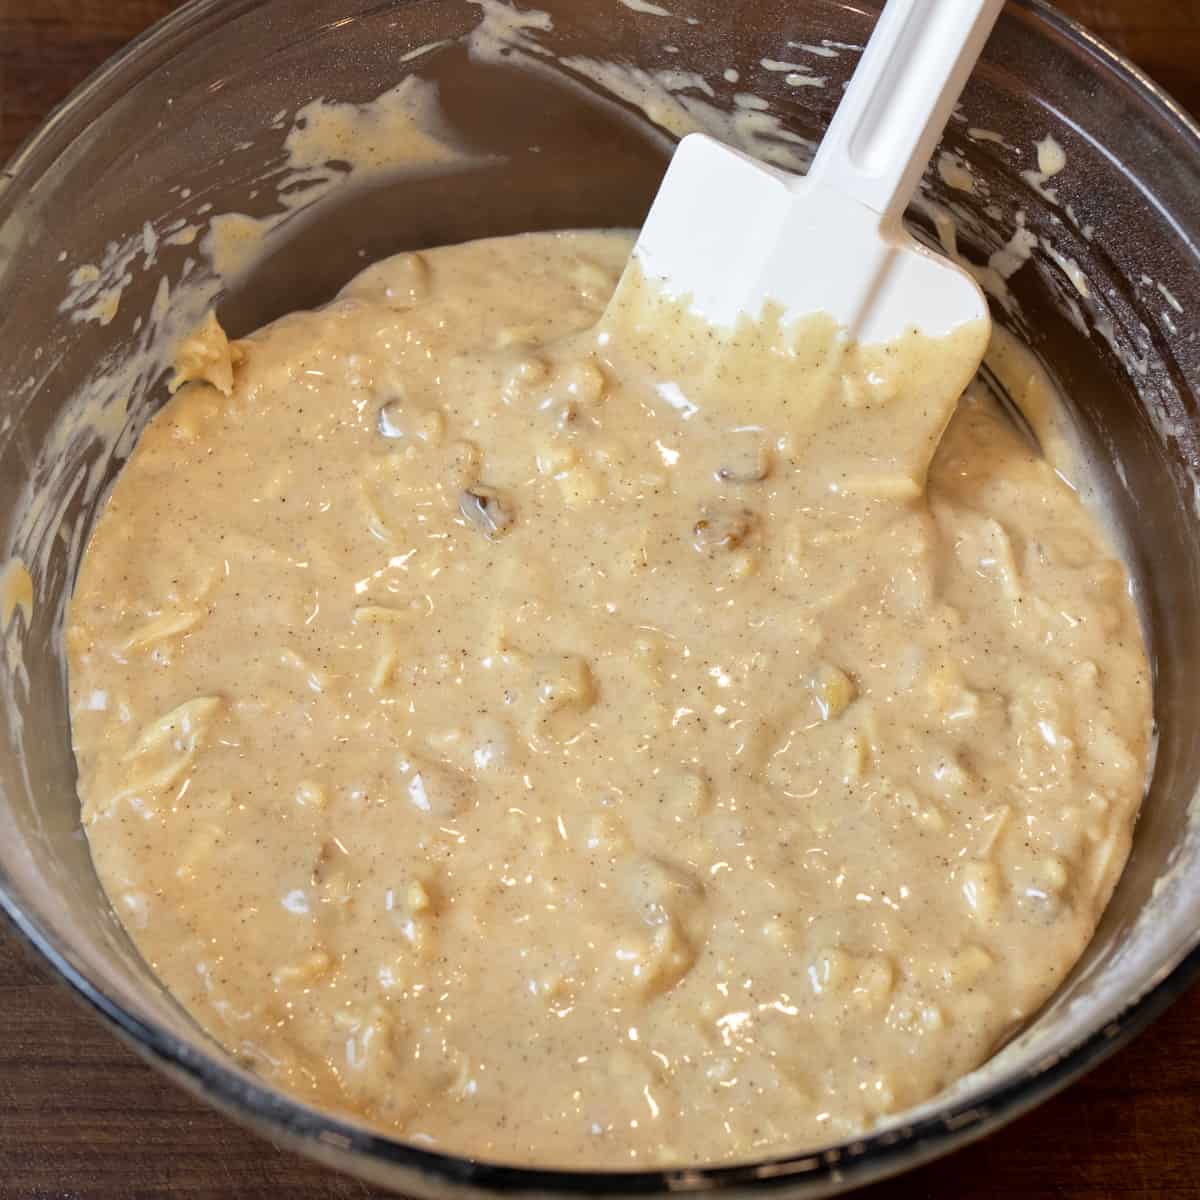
[2,0,1199,1193]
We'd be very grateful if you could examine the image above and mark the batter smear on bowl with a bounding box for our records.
[68,230,1151,1166]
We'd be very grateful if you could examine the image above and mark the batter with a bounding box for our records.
[68,230,1151,1166]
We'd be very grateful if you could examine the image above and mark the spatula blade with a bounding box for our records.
[625,132,989,346]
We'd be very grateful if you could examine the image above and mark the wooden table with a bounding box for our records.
[2,2,1199,1197]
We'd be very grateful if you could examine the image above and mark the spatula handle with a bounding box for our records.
[804,0,1003,224]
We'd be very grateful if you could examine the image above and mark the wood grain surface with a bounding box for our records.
[2,2,1200,1197]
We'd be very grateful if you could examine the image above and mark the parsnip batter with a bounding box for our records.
[68,230,1151,1166]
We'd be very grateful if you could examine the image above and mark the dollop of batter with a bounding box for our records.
[68,231,1150,1166]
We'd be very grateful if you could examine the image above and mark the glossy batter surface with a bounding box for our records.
[69,231,1151,1166]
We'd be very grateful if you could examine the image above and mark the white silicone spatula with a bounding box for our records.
[617,0,1003,345]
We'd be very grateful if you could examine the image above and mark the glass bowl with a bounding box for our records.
[1,0,1198,1194]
